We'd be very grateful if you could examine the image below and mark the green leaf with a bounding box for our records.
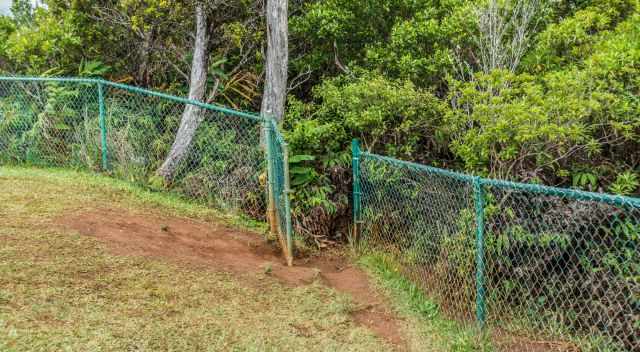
[290,166,314,175]
[54,122,71,130]
[289,154,315,163]
[291,173,315,186]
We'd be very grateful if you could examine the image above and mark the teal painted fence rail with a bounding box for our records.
[353,144,640,351]
[473,176,486,329]
[0,76,293,264]
[97,82,108,170]
[351,139,362,243]
[0,76,262,121]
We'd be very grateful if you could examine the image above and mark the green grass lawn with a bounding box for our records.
[0,166,489,351]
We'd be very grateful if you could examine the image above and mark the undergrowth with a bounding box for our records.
[358,252,493,352]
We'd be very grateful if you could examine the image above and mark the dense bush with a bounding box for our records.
[284,72,446,244]
[359,155,639,350]
[483,189,639,350]
[285,2,640,244]
[0,82,101,166]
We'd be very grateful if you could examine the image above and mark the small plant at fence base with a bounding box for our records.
[352,139,640,351]
[0,76,293,265]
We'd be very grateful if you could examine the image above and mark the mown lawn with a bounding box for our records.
[0,166,395,351]
[0,166,487,352]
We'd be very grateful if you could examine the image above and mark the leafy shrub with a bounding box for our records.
[446,11,640,187]
[0,81,101,167]
[482,191,639,350]
[285,71,446,245]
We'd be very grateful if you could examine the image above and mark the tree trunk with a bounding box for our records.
[156,3,208,182]
[138,28,154,86]
[260,0,288,123]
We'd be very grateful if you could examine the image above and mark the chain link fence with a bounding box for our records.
[352,140,640,351]
[0,76,293,263]
[3,76,639,350]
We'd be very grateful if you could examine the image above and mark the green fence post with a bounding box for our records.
[97,82,109,170]
[352,139,362,244]
[262,119,278,236]
[282,141,294,266]
[473,176,486,330]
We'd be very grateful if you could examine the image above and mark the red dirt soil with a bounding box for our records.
[55,208,407,350]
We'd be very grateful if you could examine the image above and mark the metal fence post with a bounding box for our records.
[262,119,278,236]
[473,176,486,330]
[352,139,362,244]
[97,82,109,170]
[282,142,294,266]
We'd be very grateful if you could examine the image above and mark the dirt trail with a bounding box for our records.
[55,208,406,350]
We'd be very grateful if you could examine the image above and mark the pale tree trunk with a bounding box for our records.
[260,0,288,123]
[261,0,289,257]
[138,28,154,86]
[157,3,208,182]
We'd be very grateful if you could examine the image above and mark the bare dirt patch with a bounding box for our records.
[299,254,407,349]
[55,208,407,350]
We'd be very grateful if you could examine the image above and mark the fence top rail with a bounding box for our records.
[0,75,264,123]
[362,151,640,208]
[481,177,640,208]
[361,151,476,183]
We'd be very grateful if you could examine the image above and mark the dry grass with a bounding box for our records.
[0,166,391,351]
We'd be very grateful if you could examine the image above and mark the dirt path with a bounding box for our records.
[55,208,407,350]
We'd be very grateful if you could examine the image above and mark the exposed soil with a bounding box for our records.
[54,208,407,350]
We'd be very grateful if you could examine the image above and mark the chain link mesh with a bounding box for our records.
[267,121,293,262]
[0,77,293,259]
[0,79,101,168]
[356,151,640,351]
[102,84,267,217]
